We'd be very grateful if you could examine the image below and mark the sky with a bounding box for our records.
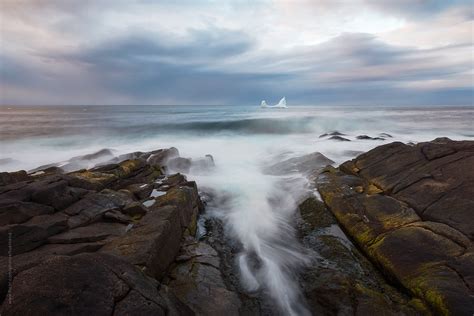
[0,0,473,106]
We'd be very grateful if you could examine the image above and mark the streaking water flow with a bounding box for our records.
[180,140,313,315]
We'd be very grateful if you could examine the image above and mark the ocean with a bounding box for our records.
[1,104,473,314]
[1,105,473,171]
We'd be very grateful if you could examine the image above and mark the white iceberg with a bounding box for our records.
[260,97,287,108]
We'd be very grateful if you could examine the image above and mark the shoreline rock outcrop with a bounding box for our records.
[317,138,474,315]
[0,147,238,315]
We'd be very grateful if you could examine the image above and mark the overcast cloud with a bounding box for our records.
[0,0,472,105]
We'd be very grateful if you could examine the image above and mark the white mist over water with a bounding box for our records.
[166,135,314,315]
[1,105,473,314]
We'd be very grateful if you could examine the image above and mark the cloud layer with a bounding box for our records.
[0,0,472,105]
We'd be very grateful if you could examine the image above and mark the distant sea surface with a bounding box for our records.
[1,105,473,171]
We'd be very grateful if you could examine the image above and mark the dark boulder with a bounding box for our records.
[103,209,132,223]
[0,175,88,211]
[121,201,148,218]
[356,135,385,140]
[319,131,346,138]
[116,151,146,162]
[64,189,134,228]
[263,152,334,176]
[0,200,54,226]
[37,242,106,256]
[48,222,127,244]
[146,147,179,168]
[101,205,182,279]
[68,170,118,191]
[0,213,68,256]
[160,173,187,187]
[0,170,29,186]
[30,179,88,210]
[328,135,351,142]
[154,186,200,235]
[0,253,171,316]
[126,183,154,200]
[111,159,147,178]
[166,238,241,316]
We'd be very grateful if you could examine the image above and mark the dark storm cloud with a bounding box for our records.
[49,29,289,103]
[74,29,254,65]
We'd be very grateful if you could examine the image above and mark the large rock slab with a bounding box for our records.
[0,176,88,211]
[297,197,425,315]
[318,139,474,315]
[101,205,183,279]
[154,182,202,235]
[0,171,29,186]
[344,138,474,238]
[0,213,68,256]
[0,200,54,226]
[166,238,241,316]
[0,253,173,316]
[48,222,127,244]
[64,189,134,228]
[68,170,118,191]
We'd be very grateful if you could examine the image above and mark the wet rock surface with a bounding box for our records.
[2,253,176,316]
[317,138,474,315]
[319,131,347,138]
[297,197,425,315]
[356,135,385,140]
[165,237,242,316]
[0,147,235,315]
[318,131,393,142]
[263,152,334,176]
[328,135,351,142]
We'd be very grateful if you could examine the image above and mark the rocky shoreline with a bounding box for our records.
[0,148,237,315]
[1,138,473,315]
[317,138,474,315]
